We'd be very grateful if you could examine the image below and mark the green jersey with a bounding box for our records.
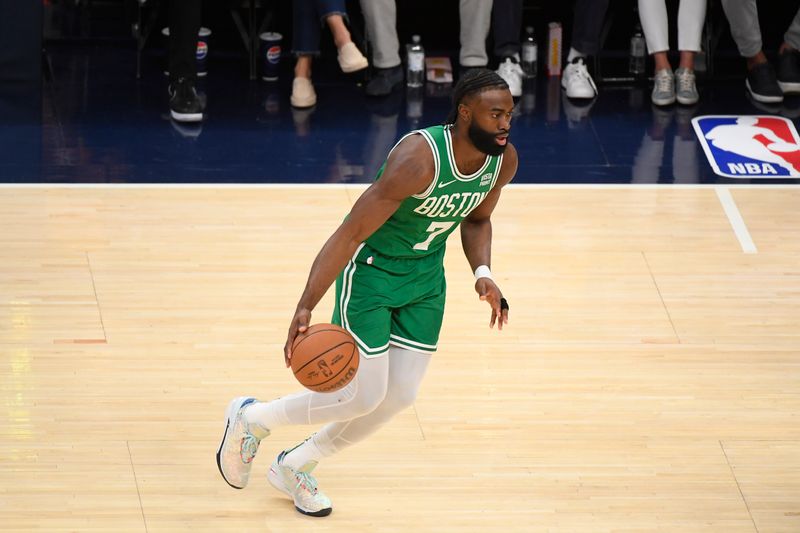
[364,124,504,259]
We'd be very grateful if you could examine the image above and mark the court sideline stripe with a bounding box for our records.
[715,187,757,254]
[0,183,798,190]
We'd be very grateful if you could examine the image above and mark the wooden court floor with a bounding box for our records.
[1,185,799,532]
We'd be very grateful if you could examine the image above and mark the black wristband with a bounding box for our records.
[500,297,509,311]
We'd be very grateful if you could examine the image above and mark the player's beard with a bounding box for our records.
[468,121,508,156]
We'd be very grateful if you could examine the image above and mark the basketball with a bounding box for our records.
[290,323,359,393]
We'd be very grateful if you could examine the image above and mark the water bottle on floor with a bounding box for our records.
[406,35,425,88]
[521,26,538,78]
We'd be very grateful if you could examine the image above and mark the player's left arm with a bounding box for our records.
[460,142,518,330]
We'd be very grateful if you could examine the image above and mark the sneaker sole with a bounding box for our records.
[651,96,676,106]
[564,88,597,99]
[267,465,333,517]
[676,94,699,105]
[170,110,203,122]
[778,80,800,94]
[746,80,784,103]
[290,99,317,109]
[339,58,369,74]
[216,396,256,489]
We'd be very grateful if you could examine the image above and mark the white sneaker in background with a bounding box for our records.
[337,42,368,73]
[291,77,317,108]
[496,56,524,97]
[561,57,597,99]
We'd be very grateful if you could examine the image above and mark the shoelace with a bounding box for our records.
[499,61,520,78]
[175,78,197,100]
[569,62,589,81]
[677,72,695,93]
[294,471,318,495]
[656,72,673,93]
[239,434,259,463]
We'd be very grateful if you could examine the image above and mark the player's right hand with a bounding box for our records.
[284,307,311,367]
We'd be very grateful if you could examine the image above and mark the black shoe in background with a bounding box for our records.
[169,77,204,122]
[746,62,784,103]
[365,66,404,97]
[778,48,800,95]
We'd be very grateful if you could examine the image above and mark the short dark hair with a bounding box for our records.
[445,69,510,124]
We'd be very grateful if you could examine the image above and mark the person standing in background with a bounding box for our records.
[290,0,368,108]
[637,0,707,106]
[720,0,800,104]
[167,0,204,122]
[359,0,493,96]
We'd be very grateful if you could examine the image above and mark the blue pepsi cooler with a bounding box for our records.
[259,32,282,81]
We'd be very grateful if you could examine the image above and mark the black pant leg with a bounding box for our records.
[168,0,202,83]
[492,0,523,59]
[571,0,610,56]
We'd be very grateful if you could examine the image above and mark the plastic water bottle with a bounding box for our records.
[406,35,425,87]
[629,23,646,76]
[521,26,538,78]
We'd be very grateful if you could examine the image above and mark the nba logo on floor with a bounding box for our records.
[692,115,800,178]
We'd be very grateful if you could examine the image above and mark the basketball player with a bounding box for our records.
[217,69,517,517]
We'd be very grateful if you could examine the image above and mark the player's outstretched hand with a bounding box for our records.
[475,278,509,331]
[284,307,312,367]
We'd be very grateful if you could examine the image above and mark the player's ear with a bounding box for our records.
[458,103,471,123]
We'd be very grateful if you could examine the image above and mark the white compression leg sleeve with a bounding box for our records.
[244,351,389,432]
[291,346,431,466]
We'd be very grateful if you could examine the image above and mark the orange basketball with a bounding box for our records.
[290,323,359,393]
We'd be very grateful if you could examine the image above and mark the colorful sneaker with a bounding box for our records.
[216,396,267,489]
[267,451,332,517]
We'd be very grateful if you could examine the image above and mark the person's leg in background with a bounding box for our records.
[492,0,522,62]
[492,0,524,97]
[459,0,492,70]
[638,0,675,106]
[168,0,203,122]
[562,0,609,99]
[674,0,705,105]
[720,0,783,103]
[778,8,800,94]
[360,0,403,96]
[291,0,320,108]
[318,0,368,74]
[291,0,369,108]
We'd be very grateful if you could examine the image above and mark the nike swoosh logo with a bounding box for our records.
[437,179,457,188]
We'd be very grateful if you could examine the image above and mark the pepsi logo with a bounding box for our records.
[196,41,208,60]
[267,46,281,64]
